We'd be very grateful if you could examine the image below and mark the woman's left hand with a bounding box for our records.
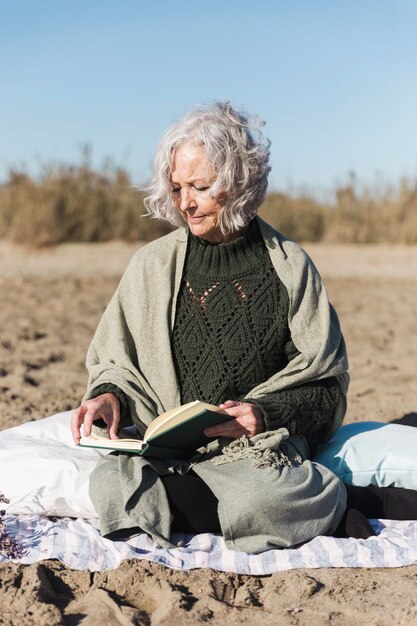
[203,400,265,439]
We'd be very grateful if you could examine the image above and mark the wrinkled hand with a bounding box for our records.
[71,392,120,445]
[204,400,264,439]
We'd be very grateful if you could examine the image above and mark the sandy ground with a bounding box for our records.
[0,240,416,626]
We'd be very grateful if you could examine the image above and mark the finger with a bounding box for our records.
[219,400,239,409]
[221,405,248,418]
[105,410,120,440]
[218,430,248,439]
[82,406,99,438]
[71,405,87,444]
[204,418,244,437]
[205,426,253,439]
[101,396,120,440]
[205,413,262,438]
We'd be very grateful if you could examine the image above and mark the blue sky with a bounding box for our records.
[1,0,417,192]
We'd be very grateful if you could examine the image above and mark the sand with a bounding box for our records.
[0,240,416,626]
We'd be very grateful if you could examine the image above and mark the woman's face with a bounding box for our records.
[171,143,227,243]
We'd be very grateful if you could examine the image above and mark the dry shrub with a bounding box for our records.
[0,156,172,247]
[324,177,417,243]
[1,155,416,245]
[259,176,417,244]
[259,192,326,242]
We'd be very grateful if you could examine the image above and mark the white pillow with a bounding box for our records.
[314,421,417,488]
[2,415,416,520]
[0,411,105,518]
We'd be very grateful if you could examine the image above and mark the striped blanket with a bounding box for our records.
[2,514,417,573]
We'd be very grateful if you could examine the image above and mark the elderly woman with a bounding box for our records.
[71,103,376,551]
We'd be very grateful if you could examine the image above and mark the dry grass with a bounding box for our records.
[1,156,416,246]
[260,175,417,244]
[0,154,172,247]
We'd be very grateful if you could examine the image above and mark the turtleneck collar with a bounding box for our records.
[185,219,267,278]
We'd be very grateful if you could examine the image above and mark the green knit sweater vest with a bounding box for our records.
[171,219,339,451]
[172,219,294,403]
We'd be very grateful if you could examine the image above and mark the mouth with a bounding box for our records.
[187,213,206,222]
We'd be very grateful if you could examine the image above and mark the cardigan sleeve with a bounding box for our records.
[248,378,339,447]
[245,339,340,454]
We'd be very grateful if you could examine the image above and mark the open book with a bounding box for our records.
[78,400,229,458]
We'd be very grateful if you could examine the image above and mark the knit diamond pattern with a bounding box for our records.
[172,222,292,406]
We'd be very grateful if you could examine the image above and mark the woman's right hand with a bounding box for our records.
[71,392,120,445]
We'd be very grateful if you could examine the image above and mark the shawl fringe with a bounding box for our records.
[211,433,303,469]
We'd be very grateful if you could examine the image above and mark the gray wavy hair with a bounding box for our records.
[143,102,271,236]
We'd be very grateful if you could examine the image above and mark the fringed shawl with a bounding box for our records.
[86,218,349,552]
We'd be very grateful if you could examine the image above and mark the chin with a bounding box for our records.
[189,224,208,238]
[190,226,222,243]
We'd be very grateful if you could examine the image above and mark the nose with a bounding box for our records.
[179,186,197,211]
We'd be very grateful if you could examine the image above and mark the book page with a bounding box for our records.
[79,432,145,450]
[144,400,224,441]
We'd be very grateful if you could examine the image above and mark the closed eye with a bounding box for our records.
[171,184,210,193]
